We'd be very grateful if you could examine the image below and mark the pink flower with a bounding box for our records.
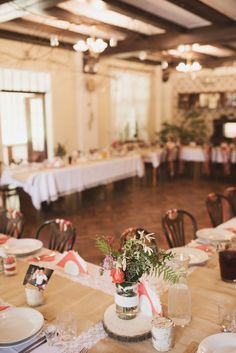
[103,256,113,270]
[110,268,125,284]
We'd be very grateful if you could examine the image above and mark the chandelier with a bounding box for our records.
[176,60,202,73]
[73,37,108,55]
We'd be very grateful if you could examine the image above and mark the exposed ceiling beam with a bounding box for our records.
[103,25,236,56]
[123,51,236,68]
[10,18,87,41]
[0,0,67,23]
[167,0,235,26]
[45,6,142,39]
[102,0,186,32]
[0,28,74,50]
[125,57,160,66]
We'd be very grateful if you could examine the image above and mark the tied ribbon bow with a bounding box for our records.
[220,143,231,175]
[56,219,72,232]
[7,208,22,220]
[166,209,178,220]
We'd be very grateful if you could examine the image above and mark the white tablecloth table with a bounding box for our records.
[180,146,205,162]
[1,155,144,209]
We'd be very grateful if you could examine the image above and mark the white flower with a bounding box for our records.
[143,245,153,256]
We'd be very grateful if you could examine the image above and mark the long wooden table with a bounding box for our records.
[1,254,235,353]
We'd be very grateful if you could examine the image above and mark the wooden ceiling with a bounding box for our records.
[0,0,235,69]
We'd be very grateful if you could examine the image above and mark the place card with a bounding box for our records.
[23,264,54,290]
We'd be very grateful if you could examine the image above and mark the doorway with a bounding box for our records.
[0,91,47,164]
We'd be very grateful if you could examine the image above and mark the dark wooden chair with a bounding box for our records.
[35,219,76,252]
[0,209,24,238]
[162,209,198,248]
[206,192,233,227]
[224,187,236,216]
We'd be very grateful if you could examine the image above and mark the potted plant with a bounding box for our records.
[54,143,67,159]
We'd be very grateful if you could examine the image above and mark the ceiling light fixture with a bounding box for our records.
[50,35,59,47]
[73,37,108,55]
[139,51,147,61]
[176,60,202,73]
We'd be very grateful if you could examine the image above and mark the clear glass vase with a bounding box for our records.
[115,282,139,320]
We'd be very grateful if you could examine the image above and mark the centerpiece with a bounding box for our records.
[96,228,177,320]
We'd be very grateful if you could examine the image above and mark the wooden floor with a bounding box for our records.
[17,166,232,265]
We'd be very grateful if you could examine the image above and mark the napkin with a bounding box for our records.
[0,234,8,244]
[56,251,87,276]
[0,305,10,311]
[224,227,236,235]
[138,280,162,317]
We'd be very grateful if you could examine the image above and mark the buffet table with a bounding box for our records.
[0,248,235,352]
[0,155,144,210]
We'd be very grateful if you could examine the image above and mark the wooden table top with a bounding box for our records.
[1,255,235,353]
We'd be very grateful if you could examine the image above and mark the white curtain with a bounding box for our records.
[111,70,150,142]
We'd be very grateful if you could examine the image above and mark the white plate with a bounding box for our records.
[169,247,208,265]
[197,333,236,353]
[196,228,235,242]
[3,238,43,256]
[0,307,44,346]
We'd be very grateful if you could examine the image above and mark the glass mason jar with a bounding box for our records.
[25,285,44,307]
[115,282,139,320]
[151,316,174,352]
[3,255,17,276]
[219,240,236,283]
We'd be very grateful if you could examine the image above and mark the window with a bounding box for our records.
[111,70,151,142]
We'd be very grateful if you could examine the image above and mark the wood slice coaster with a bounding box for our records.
[103,304,152,342]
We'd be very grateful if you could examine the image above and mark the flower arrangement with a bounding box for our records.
[96,228,178,284]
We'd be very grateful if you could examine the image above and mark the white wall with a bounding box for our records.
[0,38,167,157]
[0,38,83,159]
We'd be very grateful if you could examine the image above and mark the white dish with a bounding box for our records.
[3,238,43,256]
[196,228,235,242]
[0,307,44,346]
[197,333,236,353]
[169,247,208,266]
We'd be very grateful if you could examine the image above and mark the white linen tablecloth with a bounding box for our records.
[142,149,165,168]
[180,146,205,162]
[1,155,144,210]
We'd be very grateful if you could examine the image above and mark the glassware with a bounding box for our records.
[167,254,191,327]
[115,282,139,320]
[44,324,59,346]
[218,304,236,332]
[3,255,17,276]
[57,311,77,343]
[151,316,174,352]
[25,285,44,307]
[219,240,236,282]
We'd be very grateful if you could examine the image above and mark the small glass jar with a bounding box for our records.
[219,240,236,283]
[3,255,17,276]
[151,316,174,352]
[115,282,139,320]
[25,285,44,307]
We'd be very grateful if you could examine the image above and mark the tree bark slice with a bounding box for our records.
[103,304,152,342]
